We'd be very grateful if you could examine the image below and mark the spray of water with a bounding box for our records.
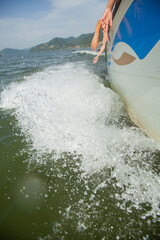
[0,62,160,220]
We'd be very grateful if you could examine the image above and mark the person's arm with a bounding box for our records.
[105,0,116,10]
[91,0,116,63]
[93,30,108,64]
[90,19,102,51]
[101,0,116,32]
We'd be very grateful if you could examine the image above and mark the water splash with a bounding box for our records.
[0,62,160,220]
[73,50,104,56]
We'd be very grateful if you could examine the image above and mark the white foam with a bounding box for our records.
[0,62,160,217]
[73,50,104,56]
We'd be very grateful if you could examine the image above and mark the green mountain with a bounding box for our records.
[0,32,103,55]
[30,32,103,52]
[0,48,29,56]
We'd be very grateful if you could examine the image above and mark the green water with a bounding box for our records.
[0,50,160,240]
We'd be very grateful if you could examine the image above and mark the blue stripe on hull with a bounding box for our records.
[112,0,160,59]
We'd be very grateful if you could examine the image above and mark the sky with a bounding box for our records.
[0,0,108,50]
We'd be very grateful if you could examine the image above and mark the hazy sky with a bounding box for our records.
[0,0,108,50]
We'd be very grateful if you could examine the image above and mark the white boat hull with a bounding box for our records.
[107,0,160,142]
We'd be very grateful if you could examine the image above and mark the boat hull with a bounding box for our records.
[107,0,160,142]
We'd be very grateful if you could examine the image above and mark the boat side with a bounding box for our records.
[107,0,160,142]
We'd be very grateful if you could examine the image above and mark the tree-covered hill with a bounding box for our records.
[30,32,103,52]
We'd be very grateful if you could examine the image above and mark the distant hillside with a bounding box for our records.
[0,32,103,55]
[0,48,29,56]
[30,32,103,52]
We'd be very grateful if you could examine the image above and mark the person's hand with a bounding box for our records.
[93,56,99,64]
[101,8,113,33]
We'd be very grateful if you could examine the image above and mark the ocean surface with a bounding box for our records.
[0,49,160,240]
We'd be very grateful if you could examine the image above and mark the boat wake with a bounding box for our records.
[0,62,160,219]
[73,50,104,56]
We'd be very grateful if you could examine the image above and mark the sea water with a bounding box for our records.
[0,49,159,240]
